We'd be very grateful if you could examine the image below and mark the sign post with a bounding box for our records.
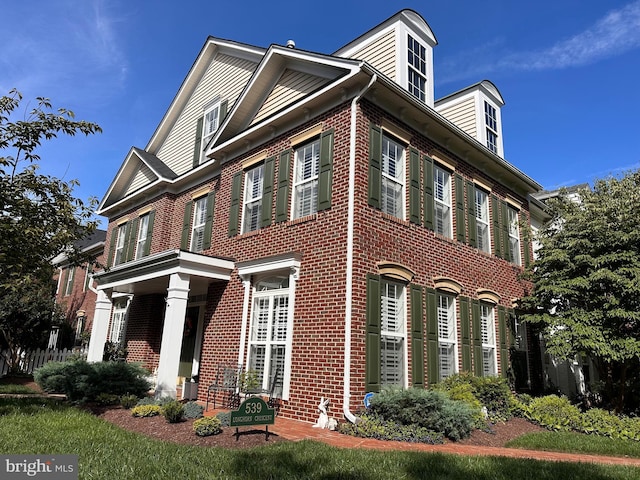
[230,396,275,440]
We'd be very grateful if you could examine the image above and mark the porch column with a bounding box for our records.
[155,272,190,398]
[86,290,112,362]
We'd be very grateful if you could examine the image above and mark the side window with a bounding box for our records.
[190,196,208,253]
[480,304,497,376]
[193,99,227,168]
[433,165,452,238]
[474,188,491,253]
[381,134,406,219]
[135,213,150,260]
[407,34,427,102]
[242,163,264,233]
[437,293,458,379]
[109,299,129,344]
[484,101,498,154]
[292,139,320,219]
[113,224,128,266]
[507,206,521,265]
[64,267,75,296]
[181,191,215,252]
[380,279,406,387]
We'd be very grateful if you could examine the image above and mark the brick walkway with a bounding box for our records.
[264,414,640,468]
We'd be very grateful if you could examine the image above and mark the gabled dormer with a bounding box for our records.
[435,80,505,158]
[334,9,437,108]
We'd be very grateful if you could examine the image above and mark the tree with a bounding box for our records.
[519,172,640,412]
[0,89,101,372]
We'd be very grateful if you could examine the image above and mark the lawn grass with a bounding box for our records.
[0,398,638,479]
[507,431,640,459]
[0,384,38,394]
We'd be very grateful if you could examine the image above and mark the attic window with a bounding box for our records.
[484,101,498,154]
[407,34,426,102]
[203,101,221,146]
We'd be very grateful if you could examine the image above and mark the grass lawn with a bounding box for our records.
[0,398,638,479]
[0,384,38,394]
[507,431,640,459]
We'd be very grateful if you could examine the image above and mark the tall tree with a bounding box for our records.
[519,172,640,412]
[0,89,101,372]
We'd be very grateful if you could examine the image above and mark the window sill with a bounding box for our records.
[287,213,317,227]
[379,211,410,227]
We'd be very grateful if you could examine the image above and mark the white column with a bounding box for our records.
[86,290,112,362]
[155,272,190,398]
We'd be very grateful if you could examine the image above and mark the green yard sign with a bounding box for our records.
[230,397,275,440]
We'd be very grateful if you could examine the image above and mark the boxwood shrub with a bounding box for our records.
[338,412,444,444]
[193,417,222,436]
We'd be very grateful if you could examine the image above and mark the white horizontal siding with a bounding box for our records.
[252,69,328,125]
[347,29,396,80]
[438,97,477,138]
[157,53,258,176]
[124,162,156,197]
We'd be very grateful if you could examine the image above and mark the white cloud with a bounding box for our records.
[438,1,640,84]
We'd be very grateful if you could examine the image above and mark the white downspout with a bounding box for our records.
[344,74,377,423]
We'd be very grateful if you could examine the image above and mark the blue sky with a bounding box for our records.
[3,0,640,224]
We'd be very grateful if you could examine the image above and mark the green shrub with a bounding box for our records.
[441,383,485,428]
[368,387,474,441]
[193,417,222,436]
[120,394,140,409]
[161,401,185,423]
[524,395,582,431]
[95,393,120,406]
[339,412,444,444]
[578,408,640,441]
[437,373,513,422]
[216,411,231,427]
[131,405,162,417]
[183,401,204,419]
[34,360,151,403]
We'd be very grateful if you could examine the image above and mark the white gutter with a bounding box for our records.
[344,74,377,423]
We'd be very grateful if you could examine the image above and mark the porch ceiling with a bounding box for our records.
[93,249,235,296]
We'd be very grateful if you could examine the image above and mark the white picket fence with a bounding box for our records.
[0,348,84,377]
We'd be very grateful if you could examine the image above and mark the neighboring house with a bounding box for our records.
[87,10,544,423]
[530,184,600,398]
[52,229,107,349]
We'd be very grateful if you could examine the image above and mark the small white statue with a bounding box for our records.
[313,397,330,428]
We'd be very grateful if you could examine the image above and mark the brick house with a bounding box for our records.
[87,9,543,423]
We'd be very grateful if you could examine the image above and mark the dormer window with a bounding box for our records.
[407,35,427,102]
[484,101,498,154]
[203,101,221,146]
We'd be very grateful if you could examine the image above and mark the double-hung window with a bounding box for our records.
[484,102,498,154]
[109,299,128,344]
[292,139,320,219]
[134,214,150,260]
[381,134,405,219]
[64,267,75,296]
[480,304,497,376]
[434,165,452,237]
[507,206,521,265]
[190,196,208,253]
[407,34,427,102]
[437,293,458,379]
[113,224,128,266]
[247,276,290,398]
[203,102,220,146]
[380,279,406,387]
[242,163,264,233]
[475,188,491,253]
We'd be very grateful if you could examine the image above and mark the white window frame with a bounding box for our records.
[507,206,521,266]
[241,163,264,233]
[434,165,452,238]
[381,134,405,219]
[380,279,407,388]
[109,298,130,344]
[484,101,498,154]
[407,34,427,102]
[64,267,75,296]
[475,188,491,253]
[113,224,127,266]
[437,293,458,379]
[292,139,320,219]
[480,303,497,376]
[134,214,150,260]
[190,196,208,253]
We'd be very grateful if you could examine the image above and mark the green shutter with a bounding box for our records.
[409,148,421,224]
[455,174,466,243]
[423,155,434,230]
[522,211,531,268]
[317,129,334,211]
[426,288,439,385]
[498,306,509,378]
[472,300,483,376]
[460,296,472,372]
[143,210,155,256]
[502,201,512,262]
[261,156,275,227]
[492,196,502,258]
[368,124,382,209]
[202,190,215,249]
[192,116,204,168]
[125,218,138,262]
[276,150,291,222]
[107,228,117,266]
[181,201,193,249]
[411,284,424,388]
[466,181,477,248]
[228,172,242,237]
[365,274,381,392]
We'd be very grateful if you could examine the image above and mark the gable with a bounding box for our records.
[251,69,332,126]
[346,28,396,81]
[123,163,156,197]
